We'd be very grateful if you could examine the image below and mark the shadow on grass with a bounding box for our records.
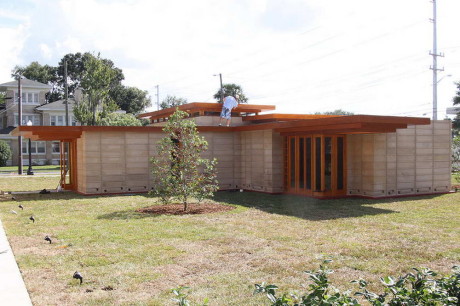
[2,189,447,221]
[97,209,161,220]
[211,191,444,221]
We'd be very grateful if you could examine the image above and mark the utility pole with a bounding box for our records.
[17,76,23,175]
[155,85,159,110]
[213,73,224,102]
[430,0,444,120]
[64,60,69,126]
[219,73,223,103]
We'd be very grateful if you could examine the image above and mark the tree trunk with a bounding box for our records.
[183,201,187,212]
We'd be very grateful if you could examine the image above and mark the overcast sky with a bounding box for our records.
[1,0,459,118]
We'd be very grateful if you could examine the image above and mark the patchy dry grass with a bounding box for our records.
[0,175,60,192]
[0,177,459,305]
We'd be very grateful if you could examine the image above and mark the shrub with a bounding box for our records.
[0,140,12,166]
[254,261,460,306]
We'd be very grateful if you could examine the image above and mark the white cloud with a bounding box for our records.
[2,0,460,118]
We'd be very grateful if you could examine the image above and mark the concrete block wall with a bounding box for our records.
[347,120,451,197]
[76,130,243,194]
[240,130,283,193]
[76,131,162,194]
[201,131,242,190]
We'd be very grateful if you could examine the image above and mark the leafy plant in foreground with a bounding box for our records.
[254,260,360,305]
[255,261,460,305]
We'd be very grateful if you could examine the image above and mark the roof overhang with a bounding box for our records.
[12,115,431,140]
[11,126,165,141]
[138,102,276,121]
[234,114,431,134]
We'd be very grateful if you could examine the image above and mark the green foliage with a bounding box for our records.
[0,140,12,167]
[255,260,360,305]
[160,95,188,110]
[12,61,59,102]
[109,85,151,114]
[57,52,124,100]
[0,92,6,105]
[11,53,149,115]
[453,135,460,172]
[171,286,209,306]
[150,109,218,211]
[99,112,142,126]
[355,266,460,305]
[452,81,460,133]
[255,262,460,306]
[74,53,119,125]
[213,83,248,103]
[314,109,354,115]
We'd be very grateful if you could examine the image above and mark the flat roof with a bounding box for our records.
[138,102,276,121]
[12,113,431,141]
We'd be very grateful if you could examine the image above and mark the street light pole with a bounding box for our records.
[26,120,34,175]
[17,75,23,175]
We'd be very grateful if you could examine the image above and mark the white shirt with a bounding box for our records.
[223,96,238,110]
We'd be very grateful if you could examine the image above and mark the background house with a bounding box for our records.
[0,78,79,166]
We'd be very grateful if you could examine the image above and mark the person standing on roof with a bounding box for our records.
[219,94,239,127]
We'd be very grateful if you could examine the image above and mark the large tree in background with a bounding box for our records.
[213,83,248,103]
[11,53,150,115]
[452,81,460,134]
[12,61,59,102]
[110,85,151,114]
[160,95,187,109]
[56,52,124,99]
[74,54,118,125]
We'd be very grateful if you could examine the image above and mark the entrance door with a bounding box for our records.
[59,140,77,191]
[286,135,346,197]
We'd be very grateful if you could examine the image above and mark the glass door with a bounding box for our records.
[287,135,346,197]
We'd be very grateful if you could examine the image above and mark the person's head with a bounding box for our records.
[235,94,240,101]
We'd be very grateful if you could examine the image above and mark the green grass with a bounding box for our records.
[0,177,459,305]
[0,176,59,192]
[0,165,60,174]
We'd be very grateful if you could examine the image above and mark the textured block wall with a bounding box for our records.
[347,121,451,197]
[77,130,244,194]
[201,131,242,190]
[76,131,163,194]
[240,130,283,193]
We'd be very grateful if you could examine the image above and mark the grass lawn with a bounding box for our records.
[0,165,60,174]
[0,175,60,192]
[0,177,459,305]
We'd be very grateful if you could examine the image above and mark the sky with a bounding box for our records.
[1,0,459,118]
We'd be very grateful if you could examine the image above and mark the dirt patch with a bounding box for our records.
[137,202,235,215]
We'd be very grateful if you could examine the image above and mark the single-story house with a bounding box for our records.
[12,102,452,198]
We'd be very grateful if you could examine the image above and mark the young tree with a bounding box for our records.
[0,140,12,167]
[213,83,248,103]
[150,109,218,211]
[160,95,187,109]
